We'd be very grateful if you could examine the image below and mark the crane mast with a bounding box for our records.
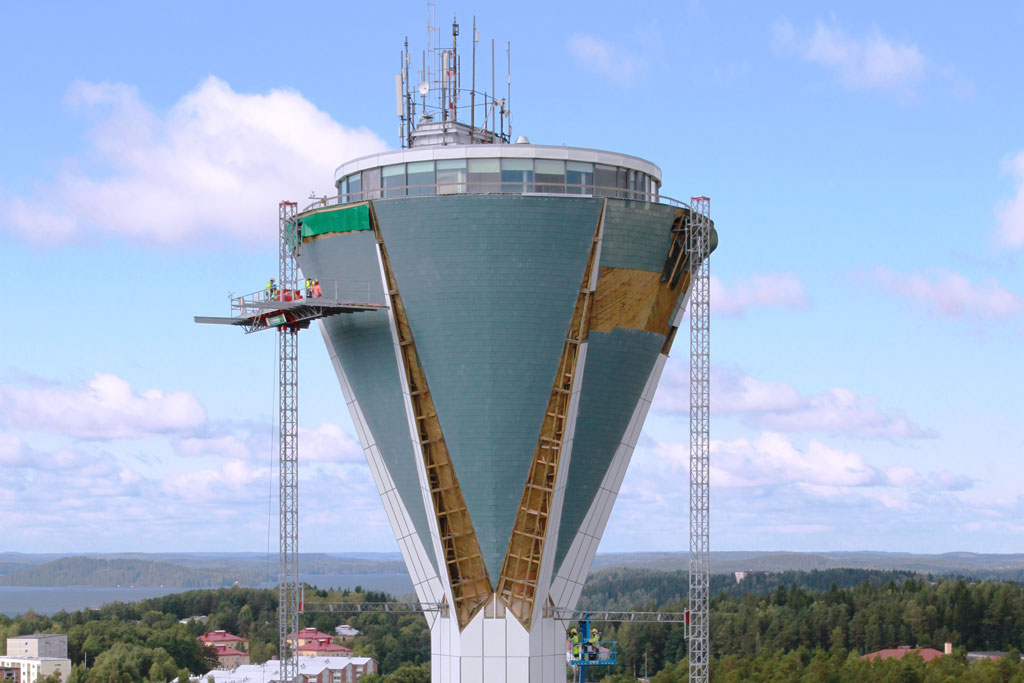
[277,201,300,681]
[687,197,712,683]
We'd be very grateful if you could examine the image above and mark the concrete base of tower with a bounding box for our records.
[429,609,568,683]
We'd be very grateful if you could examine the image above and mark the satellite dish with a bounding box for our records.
[418,81,430,97]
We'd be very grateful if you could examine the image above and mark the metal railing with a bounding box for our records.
[303,182,688,213]
[545,607,691,623]
[230,279,373,317]
[567,640,618,666]
[300,601,448,616]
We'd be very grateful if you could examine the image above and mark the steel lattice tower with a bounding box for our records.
[687,196,711,683]
[278,201,300,682]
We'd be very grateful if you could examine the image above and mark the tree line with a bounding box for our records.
[583,571,1024,681]
[0,585,427,682]
[5,569,1024,681]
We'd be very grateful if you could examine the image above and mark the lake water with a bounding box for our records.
[0,573,414,616]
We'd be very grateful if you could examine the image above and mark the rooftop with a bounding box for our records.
[198,656,374,683]
[862,646,945,662]
[198,631,247,643]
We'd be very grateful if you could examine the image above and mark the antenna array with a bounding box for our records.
[396,4,512,148]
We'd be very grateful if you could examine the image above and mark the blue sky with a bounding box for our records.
[1,1,1022,556]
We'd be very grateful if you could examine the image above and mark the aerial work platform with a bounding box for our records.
[194,280,384,334]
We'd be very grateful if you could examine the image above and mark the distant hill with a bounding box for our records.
[0,553,409,587]
[0,557,242,588]
[578,566,920,611]
[5,550,1024,588]
[591,551,1024,578]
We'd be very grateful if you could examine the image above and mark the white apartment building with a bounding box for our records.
[5,635,68,660]
[0,656,71,683]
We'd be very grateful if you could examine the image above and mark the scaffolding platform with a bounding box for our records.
[195,280,385,334]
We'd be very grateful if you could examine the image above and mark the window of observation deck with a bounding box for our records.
[337,158,658,203]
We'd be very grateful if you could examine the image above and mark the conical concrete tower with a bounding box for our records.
[293,21,715,682]
[294,137,712,682]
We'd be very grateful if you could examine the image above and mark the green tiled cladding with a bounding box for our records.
[553,328,665,576]
[373,195,602,580]
[599,200,679,271]
[297,230,439,576]
[551,201,679,575]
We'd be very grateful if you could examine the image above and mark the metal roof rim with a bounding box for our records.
[334,145,662,183]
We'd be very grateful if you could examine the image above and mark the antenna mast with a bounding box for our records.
[471,16,476,131]
[507,41,512,141]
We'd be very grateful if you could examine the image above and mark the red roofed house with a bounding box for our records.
[286,628,338,649]
[862,645,946,662]
[198,630,250,668]
[298,639,354,657]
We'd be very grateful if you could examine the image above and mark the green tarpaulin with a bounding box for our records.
[301,203,370,237]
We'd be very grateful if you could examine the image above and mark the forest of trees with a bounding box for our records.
[4,569,1024,681]
[0,558,242,588]
[0,585,427,682]
[585,571,1024,681]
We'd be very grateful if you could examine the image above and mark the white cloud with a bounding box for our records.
[711,273,808,316]
[177,434,254,461]
[1,433,389,552]
[162,458,269,502]
[603,428,991,552]
[885,465,924,487]
[176,421,362,464]
[0,434,26,465]
[772,19,927,94]
[0,373,206,439]
[996,150,1024,249]
[929,470,973,492]
[300,422,364,463]
[1,77,387,246]
[653,364,929,439]
[568,35,647,86]
[872,267,1022,320]
[712,432,882,488]
[756,387,931,439]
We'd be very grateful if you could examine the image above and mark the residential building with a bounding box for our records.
[967,651,1024,662]
[211,646,249,669]
[333,625,359,642]
[0,666,20,681]
[296,639,352,657]
[197,631,250,668]
[5,636,67,660]
[0,657,70,683]
[178,615,208,625]
[286,628,337,649]
[198,656,377,683]
[198,630,249,652]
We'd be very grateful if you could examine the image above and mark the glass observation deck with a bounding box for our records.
[331,144,677,206]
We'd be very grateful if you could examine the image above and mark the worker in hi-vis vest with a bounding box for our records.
[266,278,277,299]
[569,628,580,659]
[588,628,599,660]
